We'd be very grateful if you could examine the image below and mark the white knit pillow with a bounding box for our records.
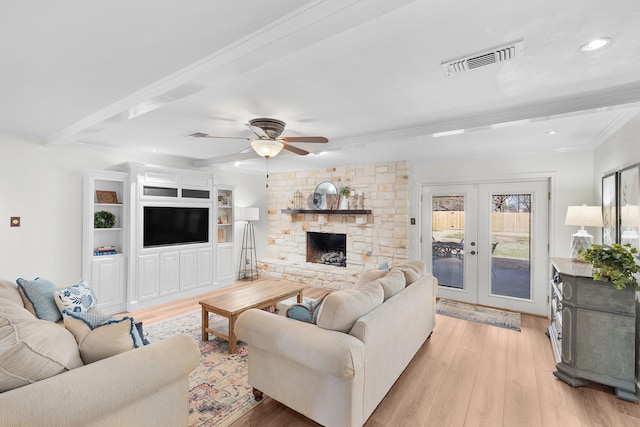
[316,281,383,333]
[375,267,406,300]
[393,260,426,285]
[354,269,389,288]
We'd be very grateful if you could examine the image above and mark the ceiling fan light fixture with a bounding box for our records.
[251,139,284,158]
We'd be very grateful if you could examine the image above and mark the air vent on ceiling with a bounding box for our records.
[441,39,524,76]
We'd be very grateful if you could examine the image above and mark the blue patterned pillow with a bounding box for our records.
[16,277,62,322]
[70,311,144,348]
[54,279,97,314]
[62,310,144,364]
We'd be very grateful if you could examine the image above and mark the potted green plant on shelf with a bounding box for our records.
[339,186,351,210]
[579,243,640,290]
[94,210,116,229]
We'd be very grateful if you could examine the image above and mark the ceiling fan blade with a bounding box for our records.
[189,132,249,140]
[281,136,328,143]
[194,151,260,167]
[245,124,269,139]
[282,142,309,156]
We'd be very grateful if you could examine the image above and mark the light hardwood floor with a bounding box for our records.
[127,280,640,427]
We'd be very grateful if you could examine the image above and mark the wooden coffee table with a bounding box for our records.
[199,280,306,354]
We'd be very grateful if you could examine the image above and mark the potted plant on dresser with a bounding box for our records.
[579,243,640,290]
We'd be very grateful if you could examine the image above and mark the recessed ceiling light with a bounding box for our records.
[580,37,611,52]
[151,149,159,153]
[433,129,465,138]
[547,130,559,135]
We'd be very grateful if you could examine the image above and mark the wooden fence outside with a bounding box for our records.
[432,212,530,233]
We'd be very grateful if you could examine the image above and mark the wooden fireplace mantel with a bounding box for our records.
[281,209,371,215]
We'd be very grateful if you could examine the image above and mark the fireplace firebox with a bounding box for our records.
[306,232,347,267]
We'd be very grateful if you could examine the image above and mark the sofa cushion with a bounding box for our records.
[0,300,83,392]
[374,268,406,300]
[62,310,143,364]
[286,294,327,324]
[316,282,384,333]
[15,277,62,322]
[0,279,24,307]
[393,260,426,285]
[354,268,389,288]
[54,279,97,314]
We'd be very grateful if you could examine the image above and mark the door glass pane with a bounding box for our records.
[432,195,464,289]
[490,194,531,299]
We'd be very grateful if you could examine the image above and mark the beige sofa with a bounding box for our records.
[0,279,200,427]
[236,260,436,427]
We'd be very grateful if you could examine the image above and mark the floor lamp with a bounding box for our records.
[237,207,259,280]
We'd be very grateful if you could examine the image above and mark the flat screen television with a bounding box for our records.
[143,206,209,248]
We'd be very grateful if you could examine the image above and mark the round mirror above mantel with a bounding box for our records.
[313,181,337,210]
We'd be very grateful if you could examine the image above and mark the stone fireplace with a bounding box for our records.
[306,232,347,267]
[260,161,410,289]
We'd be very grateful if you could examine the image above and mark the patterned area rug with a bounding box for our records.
[436,299,521,331]
[144,310,261,427]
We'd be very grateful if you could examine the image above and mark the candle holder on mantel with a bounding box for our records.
[294,190,304,210]
[351,191,358,209]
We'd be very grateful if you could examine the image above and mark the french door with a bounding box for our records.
[422,180,549,315]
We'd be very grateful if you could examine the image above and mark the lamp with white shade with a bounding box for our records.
[565,205,604,260]
[237,207,259,280]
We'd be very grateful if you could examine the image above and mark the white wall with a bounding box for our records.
[593,113,640,203]
[207,167,268,276]
[0,134,196,285]
[409,149,595,260]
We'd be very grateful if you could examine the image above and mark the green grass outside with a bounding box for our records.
[433,230,530,259]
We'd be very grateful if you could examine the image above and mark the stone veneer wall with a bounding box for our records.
[259,161,409,289]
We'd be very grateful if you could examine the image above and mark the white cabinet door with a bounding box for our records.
[217,243,234,286]
[180,249,198,290]
[91,256,125,314]
[159,251,180,296]
[138,253,159,301]
[197,247,213,287]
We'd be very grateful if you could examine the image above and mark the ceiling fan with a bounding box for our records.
[190,117,329,158]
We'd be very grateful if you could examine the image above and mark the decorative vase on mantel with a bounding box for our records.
[340,195,349,210]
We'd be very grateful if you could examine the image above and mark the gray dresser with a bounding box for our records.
[548,257,638,402]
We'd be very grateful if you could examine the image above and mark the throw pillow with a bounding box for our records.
[316,281,383,333]
[0,279,24,306]
[375,267,406,300]
[286,294,327,324]
[54,279,97,314]
[135,321,150,345]
[394,260,426,285]
[354,268,389,288]
[15,277,62,322]
[62,310,143,364]
[0,301,83,392]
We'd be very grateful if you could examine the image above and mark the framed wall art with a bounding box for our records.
[602,172,618,245]
[618,163,640,254]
